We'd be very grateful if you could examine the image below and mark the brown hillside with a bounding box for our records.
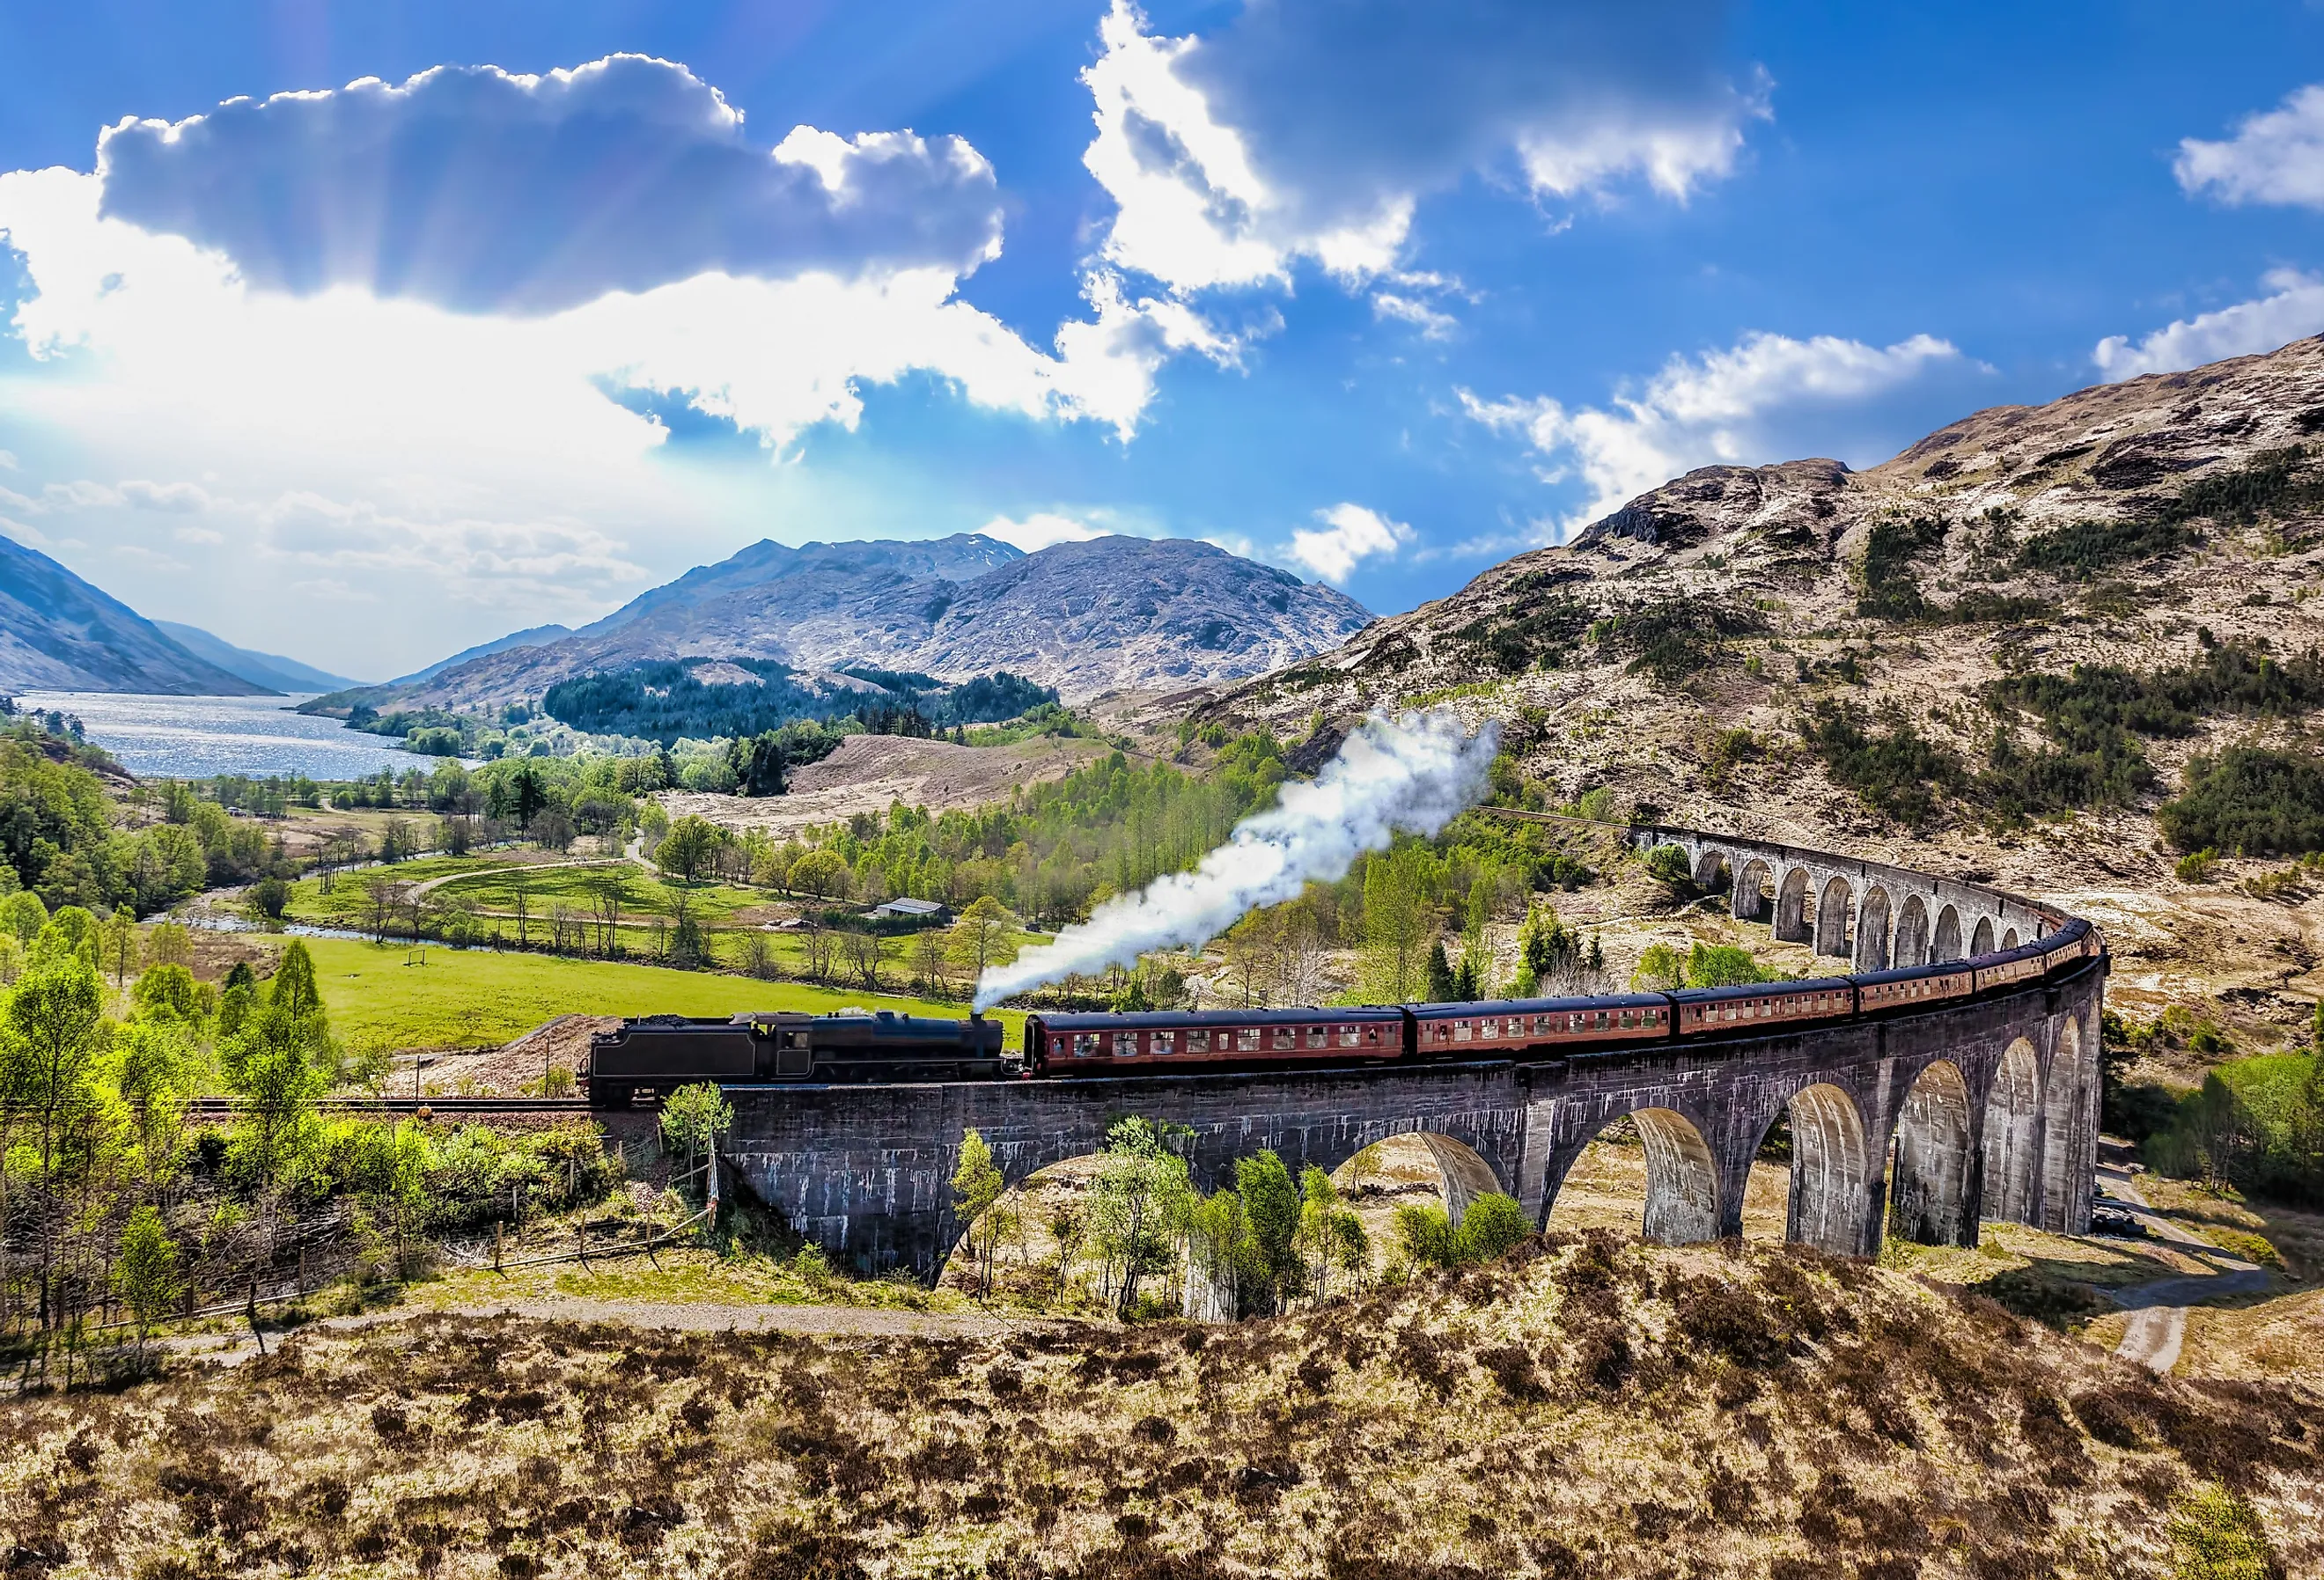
[6,1237,2317,1577]
[1167,334,2324,1037]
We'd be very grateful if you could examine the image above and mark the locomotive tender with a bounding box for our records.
[585,917,2102,1106]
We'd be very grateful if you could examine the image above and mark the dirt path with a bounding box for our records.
[410,854,636,900]
[164,1293,1073,1368]
[2099,1165,2269,1372]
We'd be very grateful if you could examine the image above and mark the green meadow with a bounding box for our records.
[297,936,1023,1051]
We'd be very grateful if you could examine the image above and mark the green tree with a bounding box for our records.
[1453,1193,1531,1262]
[1359,846,1431,1001]
[659,1081,734,1188]
[1088,1117,1194,1316]
[269,939,324,1018]
[116,1205,180,1351]
[949,895,1012,981]
[952,1128,1007,1297]
[657,815,721,884]
[787,848,849,900]
[1423,939,1459,1003]
[0,890,48,946]
[1631,942,1686,992]
[129,963,209,1025]
[113,1017,197,1183]
[223,1003,327,1186]
[99,906,138,987]
[6,954,107,1318]
[1234,1150,1303,1313]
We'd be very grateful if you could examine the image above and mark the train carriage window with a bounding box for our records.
[1115,1032,1139,1057]
[1153,1031,1177,1054]
[1341,1025,1362,1046]
[1072,1033,1099,1057]
[1188,1029,1210,1053]
[1453,1021,1472,1041]
[1239,1029,1261,1052]
[1365,1025,1381,1043]
[1481,1018,1500,1039]
[1307,1025,1328,1048]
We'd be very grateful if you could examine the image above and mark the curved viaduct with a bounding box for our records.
[723,827,2106,1278]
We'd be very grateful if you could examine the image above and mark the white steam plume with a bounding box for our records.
[974,708,1499,1010]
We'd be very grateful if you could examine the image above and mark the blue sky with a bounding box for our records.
[1,1,2321,680]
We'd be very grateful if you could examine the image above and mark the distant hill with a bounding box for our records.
[390,623,573,686]
[330,533,1372,715]
[0,535,268,695]
[152,621,362,694]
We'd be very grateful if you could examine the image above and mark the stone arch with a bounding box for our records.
[1416,1133,1506,1227]
[2041,1018,2094,1234]
[1982,1038,2041,1226]
[1970,915,1997,956]
[1854,886,1894,971]
[1893,895,1931,967]
[1775,867,1813,943]
[938,1144,1113,1298]
[1783,1084,1877,1255]
[1932,905,1963,962]
[2001,927,2020,950]
[1814,877,1854,958]
[1545,1108,1721,1246]
[1694,849,1731,891]
[1887,1061,1975,1246]
[1734,858,1774,922]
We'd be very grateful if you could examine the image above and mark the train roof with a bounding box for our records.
[1406,992,1668,1020]
[1030,1006,1405,1030]
[1669,976,1854,1005]
[1848,964,1963,989]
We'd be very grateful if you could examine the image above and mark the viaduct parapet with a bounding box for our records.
[723,825,2106,1278]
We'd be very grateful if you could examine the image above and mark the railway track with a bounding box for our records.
[182,1096,597,1118]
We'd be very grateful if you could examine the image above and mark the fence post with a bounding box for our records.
[494,1222,504,1274]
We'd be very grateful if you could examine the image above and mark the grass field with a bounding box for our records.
[297,936,1024,1050]
[434,864,769,922]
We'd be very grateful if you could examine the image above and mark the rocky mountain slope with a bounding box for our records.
[151,621,361,693]
[1174,334,2324,1035]
[347,533,1372,713]
[0,535,266,695]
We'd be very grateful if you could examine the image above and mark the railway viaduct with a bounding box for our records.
[722,826,2106,1279]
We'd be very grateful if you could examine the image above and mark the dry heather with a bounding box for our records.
[4,1237,2318,1578]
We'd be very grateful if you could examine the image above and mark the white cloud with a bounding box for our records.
[1289,502,1413,581]
[98,56,1004,314]
[2092,268,2324,380]
[111,543,188,572]
[1081,0,1766,293]
[1372,291,1459,339]
[173,525,224,547]
[979,511,1106,553]
[0,451,17,469]
[2176,85,2324,210]
[119,479,211,511]
[1463,329,1966,528]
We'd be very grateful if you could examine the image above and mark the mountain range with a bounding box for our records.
[0,534,268,696]
[151,622,363,694]
[319,532,1374,716]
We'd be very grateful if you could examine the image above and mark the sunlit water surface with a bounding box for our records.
[15,691,430,780]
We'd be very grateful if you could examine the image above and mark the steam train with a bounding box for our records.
[585,917,2102,1107]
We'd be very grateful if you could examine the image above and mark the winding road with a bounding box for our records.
[2097,1164,2269,1373]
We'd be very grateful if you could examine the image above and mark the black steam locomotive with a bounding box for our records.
[588,1010,1007,1108]
[585,917,2103,1107]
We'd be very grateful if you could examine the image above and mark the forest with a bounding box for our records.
[541,658,1055,744]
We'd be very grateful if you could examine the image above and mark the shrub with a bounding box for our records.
[1797,701,1967,829]
[1395,1194,1531,1270]
[2174,849,2219,884]
[2161,747,2324,856]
